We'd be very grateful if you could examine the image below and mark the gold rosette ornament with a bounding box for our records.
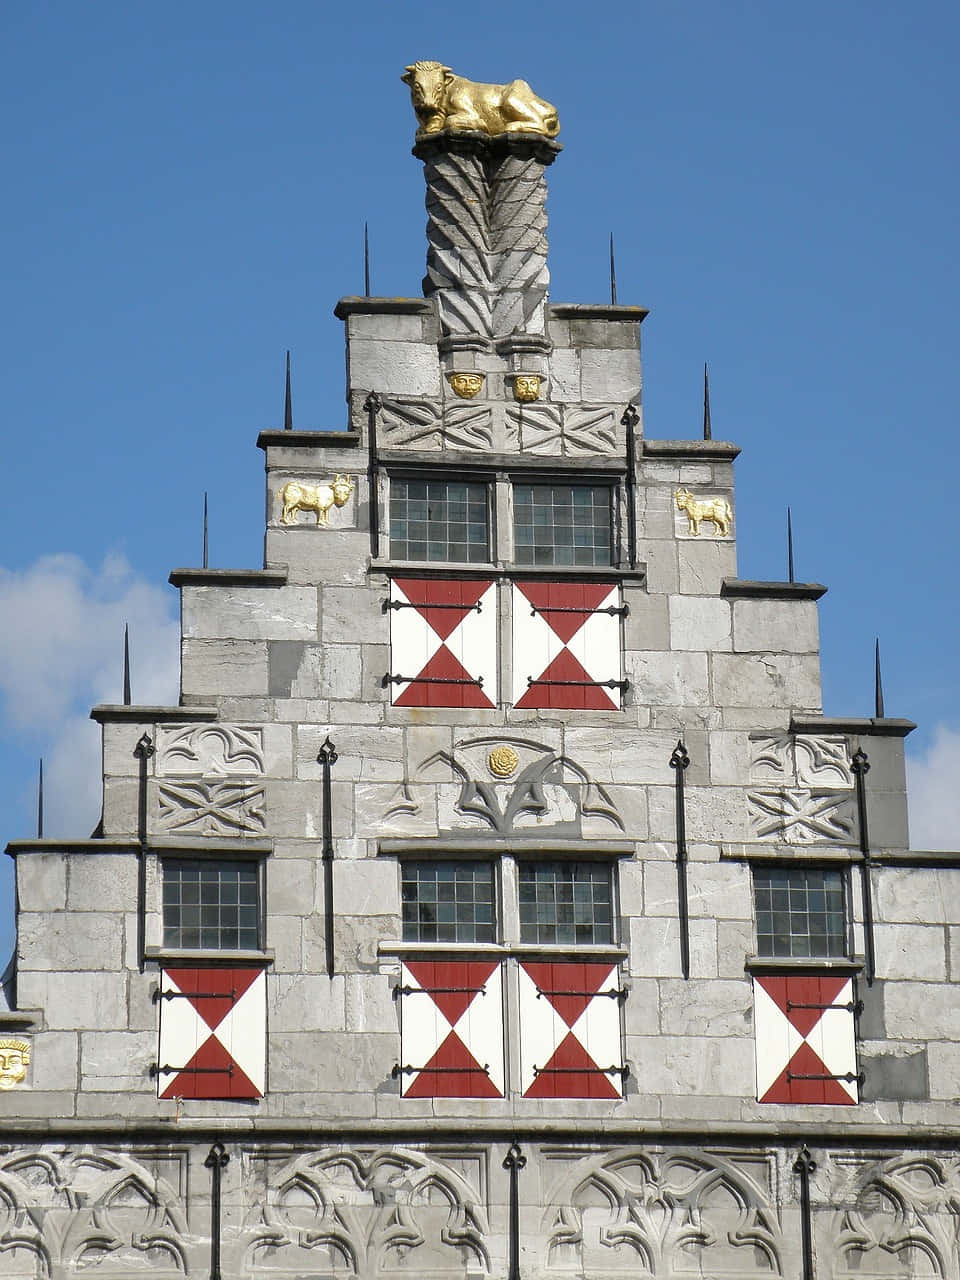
[488,745,520,778]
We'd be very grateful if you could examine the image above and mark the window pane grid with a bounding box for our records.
[401,861,495,943]
[390,479,490,563]
[163,860,259,951]
[518,862,613,945]
[753,867,846,958]
[514,484,612,566]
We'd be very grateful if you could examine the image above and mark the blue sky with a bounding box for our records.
[2,2,958,960]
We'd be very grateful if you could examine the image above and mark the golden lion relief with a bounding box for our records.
[401,61,559,139]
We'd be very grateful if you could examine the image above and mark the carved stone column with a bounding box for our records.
[414,133,561,348]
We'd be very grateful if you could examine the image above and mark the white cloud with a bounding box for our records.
[906,725,960,851]
[0,553,179,839]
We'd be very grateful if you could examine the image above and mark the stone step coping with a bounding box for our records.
[6,837,272,856]
[257,429,361,450]
[169,567,289,587]
[334,296,433,318]
[90,704,219,724]
[0,1010,40,1028]
[550,302,649,322]
[789,713,916,737]
[144,947,274,965]
[643,438,740,460]
[721,578,827,600]
[8,1120,960,1143]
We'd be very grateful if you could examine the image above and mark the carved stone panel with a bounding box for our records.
[563,405,620,455]
[747,789,855,844]
[240,1145,489,1276]
[157,781,266,836]
[156,725,265,778]
[750,735,852,788]
[543,1146,784,1276]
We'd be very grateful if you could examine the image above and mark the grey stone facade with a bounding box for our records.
[2,102,955,1280]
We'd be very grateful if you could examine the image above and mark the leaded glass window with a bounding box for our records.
[753,867,847,958]
[162,859,260,951]
[389,479,490,562]
[518,862,613,945]
[513,483,613,566]
[401,861,495,943]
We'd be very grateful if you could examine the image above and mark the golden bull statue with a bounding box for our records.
[401,61,559,139]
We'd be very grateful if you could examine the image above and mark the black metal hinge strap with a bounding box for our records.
[155,989,237,1003]
[670,740,691,981]
[787,999,863,1015]
[385,674,484,687]
[532,1063,629,1077]
[393,1063,490,1077]
[787,1070,864,1085]
[386,599,483,612]
[396,984,486,997]
[152,1064,234,1077]
[535,986,626,1001]
[525,677,628,690]
[529,604,628,618]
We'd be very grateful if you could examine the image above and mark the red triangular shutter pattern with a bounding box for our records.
[399,960,504,1098]
[518,961,623,1098]
[158,967,266,1100]
[754,974,859,1105]
[512,581,622,709]
[389,578,496,707]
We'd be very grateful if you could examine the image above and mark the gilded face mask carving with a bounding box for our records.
[512,375,542,403]
[0,1040,29,1090]
[447,372,484,399]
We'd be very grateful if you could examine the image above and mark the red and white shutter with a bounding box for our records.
[157,967,265,1100]
[389,578,497,708]
[518,961,624,1099]
[754,974,859,1104]
[398,960,504,1098]
[512,582,623,710]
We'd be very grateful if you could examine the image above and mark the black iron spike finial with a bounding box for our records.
[122,623,131,705]
[202,492,209,569]
[283,350,293,431]
[787,507,795,584]
[609,232,617,305]
[874,638,885,718]
[364,221,371,297]
[37,758,43,839]
[702,363,712,440]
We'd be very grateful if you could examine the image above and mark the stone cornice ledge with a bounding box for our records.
[7,1120,960,1146]
[550,302,649,323]
[379,838,635,856]
[643,439,740,460]
[168,568,288,587]
[0,1010,41,1028]
[790,714,916,737]
[91,705,218,724]
[334,296,433,318]
[6,839,140,856]
[722,579,827,601]
[257,430,361,450]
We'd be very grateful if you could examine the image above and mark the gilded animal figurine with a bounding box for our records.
[401,61,559,139]
[675,488,732,537]
[278,476,354,527]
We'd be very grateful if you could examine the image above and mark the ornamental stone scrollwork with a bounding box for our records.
[384,736,622,836]
[563,405,620,455]
[379,397,494,451]
[507,401,561,454]
[747,789,855,845]
[544,1147,783,1276]
[157,781,265,837]
[505,402,621,456]
[241,1146,488,1276]
[156,725,265,778]
[0,1146,191,1276]
[827,1153,960,1278]
[750,734,852,788]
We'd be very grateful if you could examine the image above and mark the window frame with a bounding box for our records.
[400,857,499,946]
[515,858,617,947]
[153,851,267,957]
[387,470,495,566]
[751,863,852,962]
[511,478,618,569]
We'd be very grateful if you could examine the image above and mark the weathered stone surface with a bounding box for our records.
[626,651,709,707]
[678,540,737,594]
[16,853,67,911]
[628,916,718,977]
[659,979,752,1036]
[18,911,123,971]
[321,586,388,645]
[347,339,441,397]
[732,599,819,654]
[80,1030,155,1091]
[669,596,732,651]
[66,854,138,911]
[182,640,269,697]
[182,585,318,640]
[20,971,127,1031]
[883,982,960,1039]
[711,653,821,710]
[580,348,641,401]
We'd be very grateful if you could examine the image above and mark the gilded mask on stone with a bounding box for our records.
[512,374,542,403]
[447,372,484,400]
[0,1039,30,1090]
